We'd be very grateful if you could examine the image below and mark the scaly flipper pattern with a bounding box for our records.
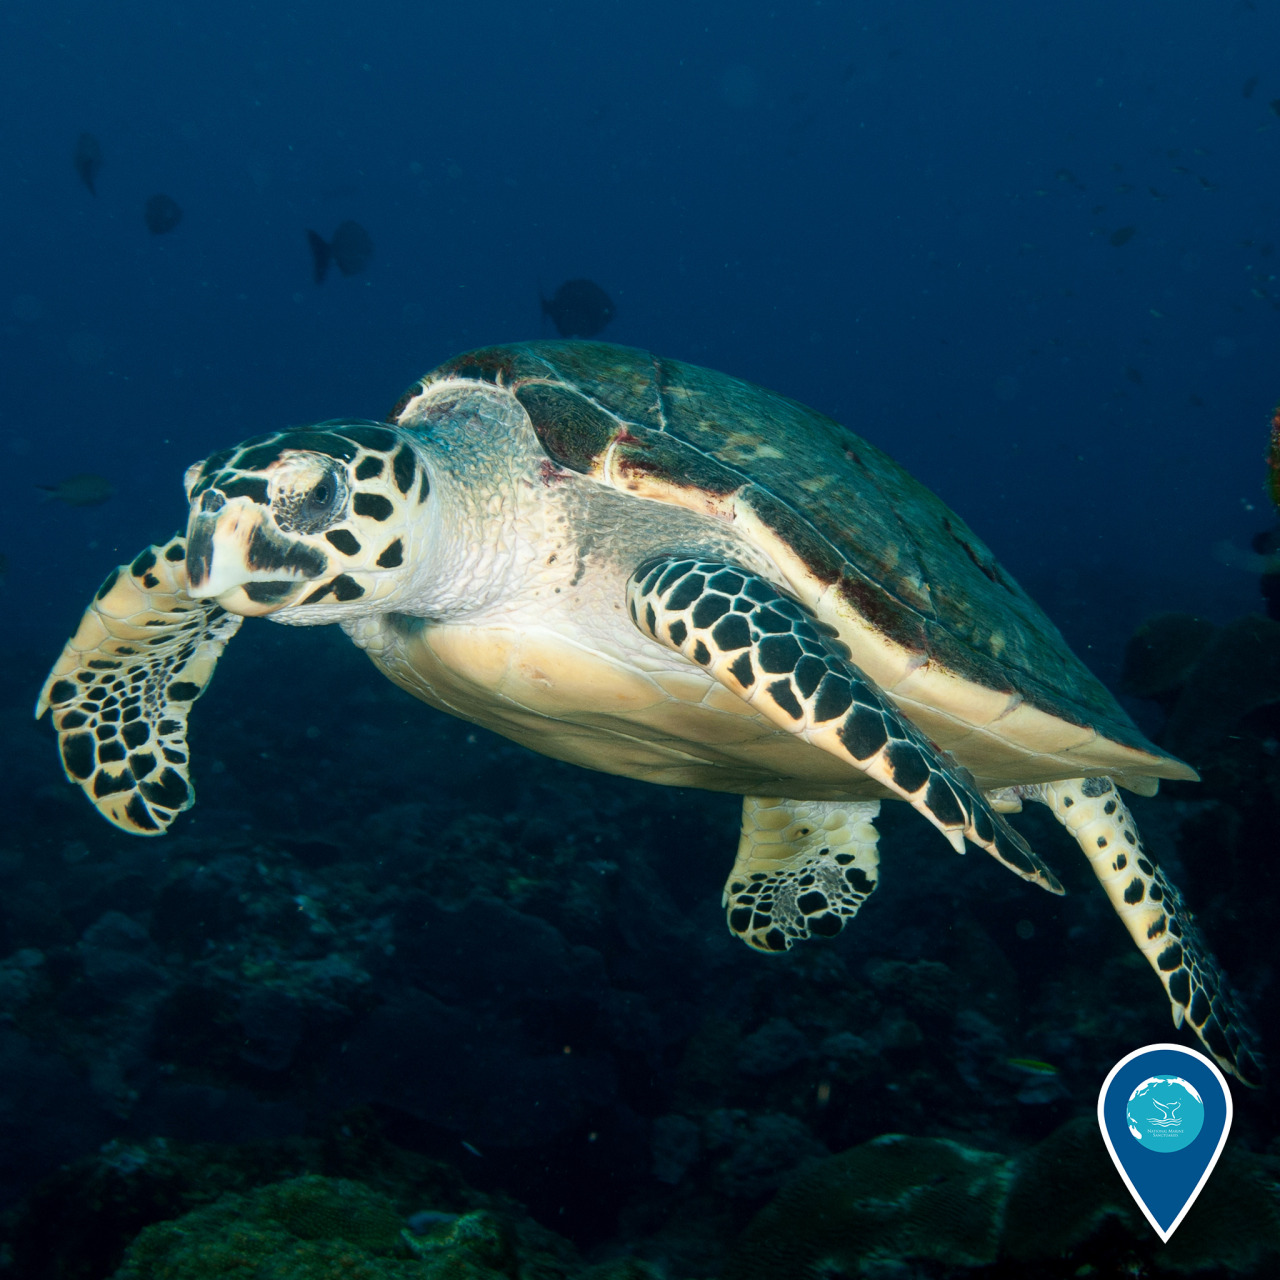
[1027,777,1263,1086]
[35,535,242,835]
[627,558,1062,893]
[726,797,882,952]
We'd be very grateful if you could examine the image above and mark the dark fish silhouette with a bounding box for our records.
[1110,226,1137,247]
[74,133,102,195]
[541,279,616,337]
[38,473,114,507]
[307,221,374,283]
[1243,76,1259,99]
[144,194,183,235]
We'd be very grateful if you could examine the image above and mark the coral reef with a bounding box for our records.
[112,1174,676,1280]
[113,1176,515,1280]
[0,1111,485,1280]
[1122,609,1280,789]
[1006,1117,1280,1276]
[0,611,1275,1276]
[726,1118,1280,1279]
[723,1134,1010,1279]
[1120,612,1217,707]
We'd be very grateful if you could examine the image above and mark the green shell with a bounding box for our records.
[398,341,1153,756]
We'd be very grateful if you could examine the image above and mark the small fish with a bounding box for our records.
[1271,99,1280,118]
[541,278,616,338]
[1110,226,1137,247]
[307,220,374,283]
[1006,1058,1059,1076]
[74,133,102,195]
[37,473,114,507]
[144,194,183,235]
[1126,365,1143,385]
[460,1140,484,1158]
[1243,76,1259,99]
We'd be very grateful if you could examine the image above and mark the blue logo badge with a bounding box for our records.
[1098,1044,1232,1242]
[1125,1075,1205,1152]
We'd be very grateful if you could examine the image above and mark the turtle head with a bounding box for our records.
[181,421,429,620]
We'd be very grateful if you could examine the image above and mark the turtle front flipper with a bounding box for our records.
[1028,778,1264,1086]
[726,797,882,952]
[626,557,1063,894]
[35,535,242,835]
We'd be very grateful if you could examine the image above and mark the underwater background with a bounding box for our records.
[1,1,1279,1276]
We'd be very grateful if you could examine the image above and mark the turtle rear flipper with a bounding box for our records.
[725,797,882,952]
[1029,777,1264,1086]
[36,535,242,835]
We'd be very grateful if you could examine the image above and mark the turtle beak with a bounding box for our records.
[185,490,252,598]
[184,488,328,616]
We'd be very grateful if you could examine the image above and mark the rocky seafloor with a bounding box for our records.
[0,608,1277,1278]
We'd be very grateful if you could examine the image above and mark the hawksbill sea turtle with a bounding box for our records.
[36,340,1261,1084]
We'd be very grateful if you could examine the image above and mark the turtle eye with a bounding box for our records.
[272,463,349,535]
[304,475,339,520]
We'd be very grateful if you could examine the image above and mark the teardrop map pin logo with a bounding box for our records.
[1098,1043,1232,1242]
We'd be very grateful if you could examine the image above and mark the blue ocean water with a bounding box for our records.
[1,2,1278,1275]
[3,0,1278,656]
